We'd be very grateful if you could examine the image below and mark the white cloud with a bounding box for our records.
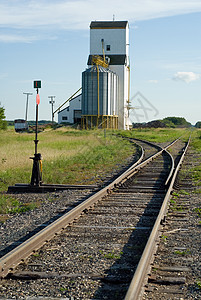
[0,34,37,43]
[148,79,158,84]
[0,73,8,80]
[173,71,200,83]
[0,33,58,43]
[0,0,201,30]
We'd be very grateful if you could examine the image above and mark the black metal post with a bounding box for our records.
[35,89,39,154]
[30,87,42,186]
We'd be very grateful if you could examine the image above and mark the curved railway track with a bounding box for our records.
[0,136,190,299]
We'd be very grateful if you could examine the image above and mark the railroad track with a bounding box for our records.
[0,136,190,299]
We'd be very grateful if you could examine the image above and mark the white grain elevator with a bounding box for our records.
[81,21,130,129]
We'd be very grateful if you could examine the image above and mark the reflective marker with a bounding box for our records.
[36,94,40,105]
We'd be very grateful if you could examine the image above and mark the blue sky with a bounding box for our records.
[0,0,201,125]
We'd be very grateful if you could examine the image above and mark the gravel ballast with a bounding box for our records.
[1,140,200,299]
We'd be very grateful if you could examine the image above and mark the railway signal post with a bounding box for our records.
[30,81,42,186]
[8,80,94,192]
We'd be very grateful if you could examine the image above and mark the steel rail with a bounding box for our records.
[164,149,175,186]
[124,136,190,300]
[122,138,178,182]
[0,137,180,278]
[0,142,143,278]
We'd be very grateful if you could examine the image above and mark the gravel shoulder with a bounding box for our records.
[1,140,199,299]
[0,151,138,257]
[143,145,201,299]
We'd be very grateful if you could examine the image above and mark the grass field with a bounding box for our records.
[190,129,201,189]
[117,128,191,143]
[0,127,135,192]
[0,126,200,216]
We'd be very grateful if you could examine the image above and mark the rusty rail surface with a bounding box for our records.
[0,138,181,279]
[125,136,190,300]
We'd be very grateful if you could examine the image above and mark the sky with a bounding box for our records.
[0,0,201,125]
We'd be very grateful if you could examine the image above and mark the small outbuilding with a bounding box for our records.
[58,94,81,125]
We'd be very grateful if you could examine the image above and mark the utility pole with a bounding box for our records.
[23,92,33,122]
[48,96,55,124]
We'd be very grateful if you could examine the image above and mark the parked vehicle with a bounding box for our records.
[14,119,28,132]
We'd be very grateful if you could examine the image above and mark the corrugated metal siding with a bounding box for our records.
[82,66,118,116]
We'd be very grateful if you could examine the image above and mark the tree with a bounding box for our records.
[0,104,7,130]
[162,117,191,128]
[195,121,201,128]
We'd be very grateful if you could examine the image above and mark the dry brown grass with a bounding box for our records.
[0,128,115,171]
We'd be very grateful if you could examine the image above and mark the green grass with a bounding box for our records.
[194,189,201,194]
[191,165,201,186]
[190,131,201,184]
[188,130,201,185]
[117,128,190,143]
[1,127,200,217]
[174,249,191,256]
[0,194,37,216]
[195,207,201,217]
[32,252,40,257]
[99,249,123,260]
[196,280,201,290]
[169,190,190,212]
[175,130,201,187]
[42,132,134,185]
[161,235,168,243]
[191,130,201,152]
[0,127,136,217]
[179,190,190,195]
[0,128,135,190]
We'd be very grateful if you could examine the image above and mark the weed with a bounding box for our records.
[195,207,201,217]
[0,195,37,214]
[170,195,184,212]
[196,280,201,290]
[179,190,190,195]
[172,192,180,197]
[9,202,37,214]
[176,205,183,211]
[32,252,40,257]
[60,287,68,292]
[161,235,168,242]
[193,189,201,194]
[99,250,123,260]
[170,203,183,212]
[69,280,75,284]
[174,249,191,256]
[0,215,9,223]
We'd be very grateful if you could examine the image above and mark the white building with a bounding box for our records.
[87,21,130,129]
[58,94,81,124]
[58,20,130,129]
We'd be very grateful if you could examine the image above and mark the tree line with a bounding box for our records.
[1,104,201,130]
[0,104,7,130]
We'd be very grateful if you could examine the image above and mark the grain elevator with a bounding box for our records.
[81,21,130,129]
